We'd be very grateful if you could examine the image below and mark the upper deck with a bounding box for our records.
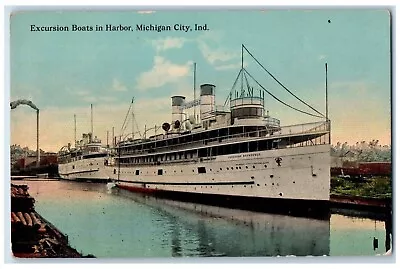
[58,134,110,164]
[115,120,330,161]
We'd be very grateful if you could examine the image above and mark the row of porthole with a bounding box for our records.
[148,185,284,196]
[71,163,99,169]
[149,183,290,189]
[222,164,267,171]
[120,163,271,175]
[144,181,282,188]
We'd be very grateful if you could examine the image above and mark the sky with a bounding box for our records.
[8,9,391,152]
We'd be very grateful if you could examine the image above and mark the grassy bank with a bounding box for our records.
[330,176,392,199]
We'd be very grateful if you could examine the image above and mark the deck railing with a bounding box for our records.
[117,120,330,157]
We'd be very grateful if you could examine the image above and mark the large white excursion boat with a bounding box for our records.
[110,45,332,218]
[58,105,112,182]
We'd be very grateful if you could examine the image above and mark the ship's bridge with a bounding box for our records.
[230,96,264,119]
[230,95,280,129]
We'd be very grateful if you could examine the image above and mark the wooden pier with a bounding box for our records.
[10,183,94,258]
[330,194,392,212]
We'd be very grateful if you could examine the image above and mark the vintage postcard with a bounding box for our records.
[8,8,392,260]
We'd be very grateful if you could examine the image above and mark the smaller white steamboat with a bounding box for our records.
[58,133,111,182]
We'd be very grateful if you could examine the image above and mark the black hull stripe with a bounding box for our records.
[59,169,99,176]
[116,185,331,220]
[60,178,112,183]
[116,179,255,185]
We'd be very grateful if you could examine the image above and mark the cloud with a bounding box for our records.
[136,56,192,90]
[81,95,118,104]
[10,83,42,104]
[318,55,327,60]
[68,87,91,97]
[151,37,187,52]
[67,83,122,103]
[195,31,241,70]
[112,78,128,92]
[215,62,248,71]
[82,96,98,103]
[75,90,90,96]
[330,81,369,95]
[197,41,238,65]
[99,96,117,102]
[137,11,156,14]
[146,32,240,71]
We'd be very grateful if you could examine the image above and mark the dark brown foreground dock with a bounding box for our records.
[330,194,392,212]
[11,183,94,258]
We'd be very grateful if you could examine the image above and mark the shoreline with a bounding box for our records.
[12,177,393,213]
[10,183,95,258]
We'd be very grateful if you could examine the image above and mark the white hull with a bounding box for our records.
[58,157,110,182]
[109,144,330,201]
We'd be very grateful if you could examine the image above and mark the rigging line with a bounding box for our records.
[243,69,324,119]
[133,114,142,138]
[120,106,131,134]
[224,69,242,107]
[243,71,252,96]
[120,98,134,136]
[122,118,130,134]
[242,45,324,117]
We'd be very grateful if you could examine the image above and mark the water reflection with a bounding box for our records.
[171,222,182,257]
[115,188,330,257]
[14,180,389,257]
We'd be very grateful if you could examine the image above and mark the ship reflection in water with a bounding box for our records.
[23,180,388,258]
[115,188,330,257]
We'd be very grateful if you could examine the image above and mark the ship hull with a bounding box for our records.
[58,157,111,182]
[111,144,331,218]
[117,184,330,219]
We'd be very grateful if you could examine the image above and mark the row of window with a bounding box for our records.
[231,107,264,118]
[72,162,99,169]
[141,184,287,196]
[60,154,107,164]
[118,126,265,153]
[117,140,280,165]
[114,163,272,175]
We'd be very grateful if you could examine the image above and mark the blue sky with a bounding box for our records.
[9,9,391,151]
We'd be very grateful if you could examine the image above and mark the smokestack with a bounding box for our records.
[107,130,109,147]
[171,96,186,125]
[36,110,40,167]
[112,127,115,147]
[200,84,216,121]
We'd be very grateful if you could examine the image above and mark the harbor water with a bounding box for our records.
[11,180,390,258]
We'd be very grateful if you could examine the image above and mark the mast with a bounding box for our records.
[74,114,77,148]
[193,62,196,123]
[325,63,328,122]
[131,97,135,139]
[132,111,135,140]
[241,44,244,96]
[90,104,93,142]
[112,127,115,147]
[117,135,121,183]
[325,62,331,144]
